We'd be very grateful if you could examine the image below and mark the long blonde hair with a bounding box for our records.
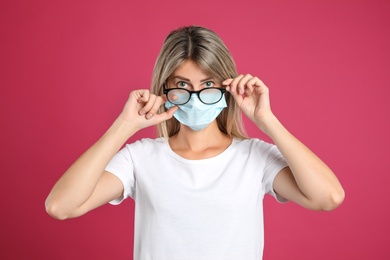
[151,25,248,139]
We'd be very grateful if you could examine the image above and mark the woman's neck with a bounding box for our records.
[168,121,233,159]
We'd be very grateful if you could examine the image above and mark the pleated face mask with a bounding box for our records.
[165,94,227,131]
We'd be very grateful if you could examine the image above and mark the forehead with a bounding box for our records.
[169,60,212,81]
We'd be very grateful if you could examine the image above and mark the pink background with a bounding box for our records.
[1,0,389,259]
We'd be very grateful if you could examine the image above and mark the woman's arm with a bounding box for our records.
[223,75,345,211]
[45,90,177,220]
[261,114,344,210]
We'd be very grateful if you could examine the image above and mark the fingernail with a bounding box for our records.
[146,113,153,119]
[139,110,145,115]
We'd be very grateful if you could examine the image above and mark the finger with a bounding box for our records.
[245,76,260,95]
[237,74,253,95]
[247,76,258,86]
[164,105,178,118]
[139,94,157,116]
[222,78,233,92]
[159,94,168,103]
[136,89,150,103]
[222,78,233,86]
[145,96,166,120]
[227,86,244,108]
[150,105,178,124]
[244,84,254,96]
[228,74,244,94]
[252,79,271,109]
[251,77,269,95]
[252,77,267,88]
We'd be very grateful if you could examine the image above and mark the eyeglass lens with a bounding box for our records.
[166,88,223,105]
[166,89,190,104]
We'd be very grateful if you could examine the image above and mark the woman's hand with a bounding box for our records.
[224,75,344,211]
[119,89,178,133]
[223,75,273,132]
[45,89,178,220]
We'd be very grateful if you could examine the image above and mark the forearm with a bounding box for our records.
[260,114,345,209]
[45,117,137,216]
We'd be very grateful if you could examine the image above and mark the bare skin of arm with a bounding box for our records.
[224,75,345,211]
[45,90,178,220]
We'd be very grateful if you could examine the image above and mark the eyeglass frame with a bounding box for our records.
[163,86,226,105]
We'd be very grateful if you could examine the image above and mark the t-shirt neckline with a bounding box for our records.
[163,138,238,164]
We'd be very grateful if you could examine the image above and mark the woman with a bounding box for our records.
[45,26,344,259]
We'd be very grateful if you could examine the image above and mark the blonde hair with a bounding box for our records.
[151,25,248,139]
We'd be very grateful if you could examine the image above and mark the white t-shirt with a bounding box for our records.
[105,138,288,260]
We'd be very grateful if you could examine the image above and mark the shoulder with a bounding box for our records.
[234,138,276,154]
[116,138,167,166]
[123,138,167,159]
[127,137,164,147]
[233,138,284,164]
[125,138,165,152]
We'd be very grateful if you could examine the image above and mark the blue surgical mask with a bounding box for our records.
[165,94,227,131]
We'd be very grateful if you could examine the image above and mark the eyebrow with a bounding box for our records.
[171,76,213,82]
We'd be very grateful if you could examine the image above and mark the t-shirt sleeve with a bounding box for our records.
[105,145,135,204]
[262,144,289,203]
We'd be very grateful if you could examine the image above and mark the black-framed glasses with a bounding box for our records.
[163,87,226,105]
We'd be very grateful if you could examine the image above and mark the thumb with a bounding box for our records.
[153,106,178,124]
[165,105,178,118]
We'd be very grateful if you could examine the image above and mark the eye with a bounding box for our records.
[204,81,214,88]
[177,81,189,88]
